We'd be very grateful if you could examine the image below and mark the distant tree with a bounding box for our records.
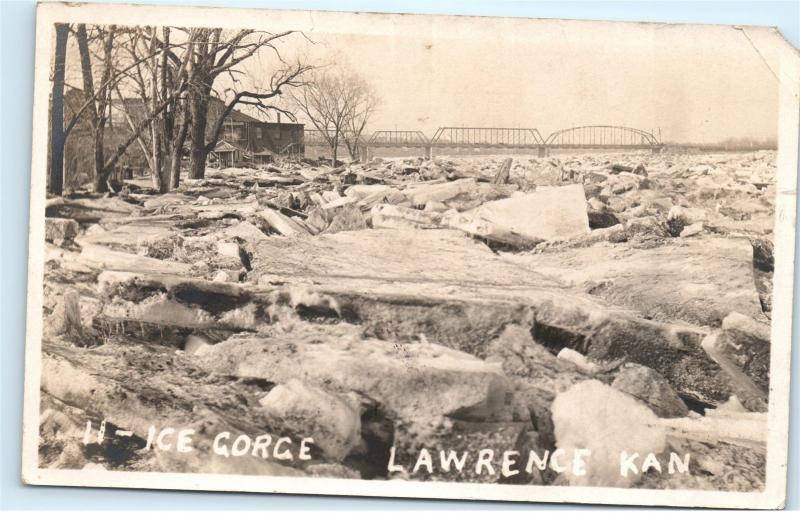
[291,71,349,166]
[292,69,377,165]
[342,75,378,162]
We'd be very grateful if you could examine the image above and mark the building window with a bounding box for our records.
[226,123,246,141]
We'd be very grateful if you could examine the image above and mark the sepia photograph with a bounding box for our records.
[20,1,800,509]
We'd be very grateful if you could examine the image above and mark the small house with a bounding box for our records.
[253,150,273,166]
[212,140,246,168]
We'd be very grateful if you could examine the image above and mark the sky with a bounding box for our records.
[60,13,786,145]
[255,16,784,144]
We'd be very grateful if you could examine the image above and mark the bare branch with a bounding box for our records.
[204,62,312,153]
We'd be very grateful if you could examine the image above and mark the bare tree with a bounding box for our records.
[145,26,195,191]
[55,24,309,191]
[292,69,378,165]
[60,27,173,140]
[138,26,192,192]
[162,27,195,190]
[184,28,311,180]
[149,28,163,191]
[69,24,195,193]
[342,75,378,162]
[105,26,198,192]
[291,71,348,166]
[75,24,117,192]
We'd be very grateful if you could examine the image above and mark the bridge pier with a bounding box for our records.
[538,146,549,157]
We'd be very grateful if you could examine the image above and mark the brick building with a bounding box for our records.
[208,97,305,158]
[108,93,305,163]
[52,89,305,189]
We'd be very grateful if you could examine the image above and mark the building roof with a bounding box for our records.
[262,121,304,129]
[74,87,302,131]
[208,97,264,125]
[213,139,247,153]
[107,94,263,125]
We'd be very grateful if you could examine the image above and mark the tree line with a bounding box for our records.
[49,23,378,196]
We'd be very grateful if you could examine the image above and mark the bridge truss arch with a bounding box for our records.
[544,125,661,149]
[368,131,430,147]
[430,127,545,148]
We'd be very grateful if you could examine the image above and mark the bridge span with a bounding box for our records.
[304,125,664,160]
[430,127,546,149]
[544,125,663,150]
[361,125,662,158]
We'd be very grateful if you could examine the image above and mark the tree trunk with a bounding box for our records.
[170,110,190,188]
[91,126,107,193]
[344,140,354,161]
[188,91,209,179]
[76,24,100,191]
[91,96,110,192]
[168,149,182,189]
[151,122,163,192]
[75,25,98,123]
[49,23,69,195]
[330,130,339,167]
[189,146,208,180]
[79,26,115,193]
[158,27,174,192]
[150,29,164,192]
